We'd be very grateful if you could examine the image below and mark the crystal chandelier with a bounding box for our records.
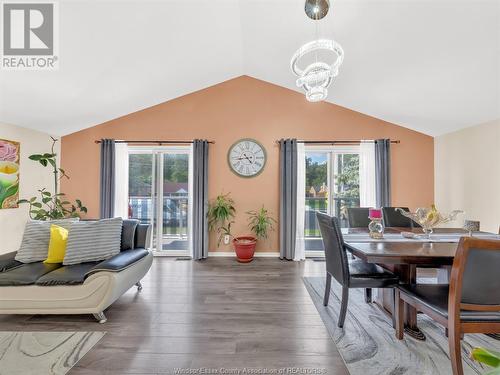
[290,0,344,102]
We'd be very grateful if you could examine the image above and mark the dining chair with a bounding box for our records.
[316,212,399,327]
[347,207,371,228]
[394,237,500,375]
[382,206,418,228]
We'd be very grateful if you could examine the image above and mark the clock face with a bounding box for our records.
[228,139,266,177]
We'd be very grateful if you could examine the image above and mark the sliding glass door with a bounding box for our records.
[128,146,192,255]
[304,146,361,251]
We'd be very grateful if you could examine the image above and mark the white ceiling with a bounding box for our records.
[0,0,499,136]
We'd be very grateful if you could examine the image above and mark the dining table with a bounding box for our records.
[342,227,500,341]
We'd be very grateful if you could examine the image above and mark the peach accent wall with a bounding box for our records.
[61,76,434,252]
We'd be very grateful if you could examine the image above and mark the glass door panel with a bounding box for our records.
[333,153,360,228]
[128,153,154,227]
[305,152,329,251]
[160,152,189,252]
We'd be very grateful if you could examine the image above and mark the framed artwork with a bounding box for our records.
[0,139,20,209]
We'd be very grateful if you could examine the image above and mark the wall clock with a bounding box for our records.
[228,138,266,177]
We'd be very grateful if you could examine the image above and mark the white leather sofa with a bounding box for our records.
[0,220,153,323]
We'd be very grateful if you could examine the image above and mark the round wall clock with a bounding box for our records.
[228,139,266,177]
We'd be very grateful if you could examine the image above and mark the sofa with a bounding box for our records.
[0,219,153,323]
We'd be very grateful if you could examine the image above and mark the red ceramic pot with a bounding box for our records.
[233,236,257,263]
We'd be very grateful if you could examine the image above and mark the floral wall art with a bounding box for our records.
[0,139,20,209]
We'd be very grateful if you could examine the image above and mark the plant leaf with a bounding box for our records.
[471,348,500,368]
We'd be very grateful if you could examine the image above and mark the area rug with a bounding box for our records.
[0,331,105,375]
[303,277,500,375]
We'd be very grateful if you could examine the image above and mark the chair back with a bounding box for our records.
[316,212,349,285]
[449,237,500,315]
[347,207,370,228]
[382,207,415,227]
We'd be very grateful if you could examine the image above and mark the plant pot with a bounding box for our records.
[233,236,257,263]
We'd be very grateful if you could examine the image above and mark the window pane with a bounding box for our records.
[333,153,360,228]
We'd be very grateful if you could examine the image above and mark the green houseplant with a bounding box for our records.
[18,137,87,220]
[471,347,500,375]
[233,206,276,263]
[207,193,236,247]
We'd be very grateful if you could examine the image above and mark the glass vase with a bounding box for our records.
[368,218,384,239]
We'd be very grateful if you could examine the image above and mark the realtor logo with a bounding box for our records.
[1,1,59,69]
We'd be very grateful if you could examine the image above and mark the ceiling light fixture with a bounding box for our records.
[291,0,344,102]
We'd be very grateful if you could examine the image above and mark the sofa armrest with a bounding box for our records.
[0,251,22,273]
[85,248,149,277]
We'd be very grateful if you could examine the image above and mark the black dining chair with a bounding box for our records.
[394,237,500,375]
[316,212,399,328]
[382,206,418,228]
[347,207,371,228]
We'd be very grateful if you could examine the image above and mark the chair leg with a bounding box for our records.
[394,289,404,340]
[449,327,464,375]
[323,273,332,306]
[338,286,349,328]
[364,288,372,303]
[391,288,396,329]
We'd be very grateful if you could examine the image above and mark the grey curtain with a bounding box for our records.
[192,139,209,260]
[279,139,298,260]
[375,139,391,207]
[99,139,115,218]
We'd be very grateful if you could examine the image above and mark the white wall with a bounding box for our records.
[0,123,60,254]
[435,119,500,233]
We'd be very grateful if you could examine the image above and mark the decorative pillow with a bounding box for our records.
[44,225,69,264]
[63,218,123,265]
[15,218,80,263]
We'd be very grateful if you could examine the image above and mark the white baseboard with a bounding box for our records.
[208,251,280,258]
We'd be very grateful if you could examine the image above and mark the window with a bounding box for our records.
[304,146,364,251]
[128,146,192,255]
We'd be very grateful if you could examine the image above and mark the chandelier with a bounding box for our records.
[290,0,344,102]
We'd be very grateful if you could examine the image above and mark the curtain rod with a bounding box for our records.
[275,139,400,145]
[94,140,215,145]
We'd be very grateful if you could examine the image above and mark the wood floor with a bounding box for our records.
[0,257,349,375]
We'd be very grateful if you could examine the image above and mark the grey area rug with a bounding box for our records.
[0,331,105,375]
[303,277,500,375]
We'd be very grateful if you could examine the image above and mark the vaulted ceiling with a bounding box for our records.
[0,0,498,136]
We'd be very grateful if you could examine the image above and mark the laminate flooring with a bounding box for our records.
[0,258,349,375]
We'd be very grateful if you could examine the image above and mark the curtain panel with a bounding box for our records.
[359,141,376,208]
[99,139,115,219]
[294,142,306,261]
[192,139,209,260]
[375,139,391,208]
[279,139,298,260]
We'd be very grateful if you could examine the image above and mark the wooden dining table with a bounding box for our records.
[343,227,500,341]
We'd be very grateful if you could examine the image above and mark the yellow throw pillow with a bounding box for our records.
[44,224,69,264]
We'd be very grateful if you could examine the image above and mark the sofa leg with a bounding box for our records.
[135,281,143,291]
[93,312,107,324]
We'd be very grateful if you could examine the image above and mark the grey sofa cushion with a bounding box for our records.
[63,218,123,265]
[0,262,62,286]
[0,251,22,273]
[121,219,139,251]
[15,219,80,263]
[35,262,100,286]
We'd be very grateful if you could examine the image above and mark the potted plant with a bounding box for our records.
[207,193,236,247]
[233,206,276,263]
[18,137,87,219]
